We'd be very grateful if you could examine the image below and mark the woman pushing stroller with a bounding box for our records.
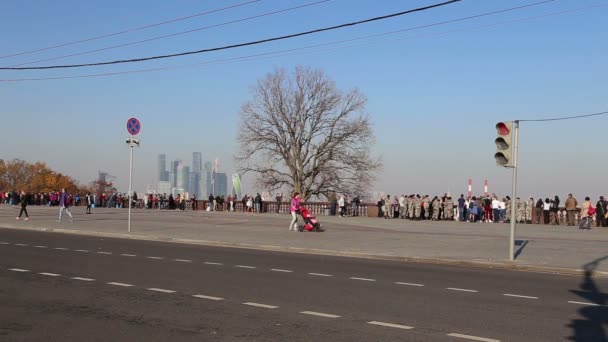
[289,192,301,232]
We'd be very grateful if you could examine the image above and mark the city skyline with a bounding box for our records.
[156,153,229,197]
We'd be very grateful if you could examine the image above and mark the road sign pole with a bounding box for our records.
[509,120,520,261]
[128,136,134,233]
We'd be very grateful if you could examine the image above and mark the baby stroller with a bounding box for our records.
[298,207,324,232]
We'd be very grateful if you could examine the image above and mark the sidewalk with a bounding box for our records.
[1,206,607,275]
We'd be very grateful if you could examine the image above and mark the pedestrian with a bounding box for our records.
[289,192,301,231]
[499,198,506,222]
[543,198,551,225]
[57,188,73,222]
[16,190,29,220]
[329,192,337,216]
[86,192,93,214]
[491,197,500,223]
[339,194,347,217]
[596,196,607,228]
[469,197,478,222]
[551,195,560,225]
[275,193,282,214]
[526,197,534,223]
[578,196,593,230]
[457,194,466,221]
[565,193,578,226]
[535,198,543,224]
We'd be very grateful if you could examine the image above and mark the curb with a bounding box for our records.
[1,225,607,278]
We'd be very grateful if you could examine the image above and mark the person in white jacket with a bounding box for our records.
[338,194,346,217]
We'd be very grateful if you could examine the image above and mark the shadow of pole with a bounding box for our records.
[514,240,528,260]
[567,256,608,341]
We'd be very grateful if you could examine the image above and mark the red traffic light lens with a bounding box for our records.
[496,122,510,135]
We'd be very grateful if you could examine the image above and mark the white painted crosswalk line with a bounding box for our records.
[447,333,500,342]
[300,311,340,318]
[367,321,414,330]
[193,294,224,301]
[242,302,278,309]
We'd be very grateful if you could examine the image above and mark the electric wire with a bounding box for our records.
[0,0,463,71]
[519,111,608,122]
[0,0,262,60]
[6,0,332,68]
[1,0,594,82]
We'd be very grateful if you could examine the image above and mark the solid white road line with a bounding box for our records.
[193,294,224,301]
[54,247,69,250]
[33,245,48,248]
[367,321,414,330]
[568,301,601,306]
[204,262,222,265]
[71,277,95,281]
[235,265,256,269]
[39,272,61,277]
[503,294,538,299]
[446,288,478,293]
[395,282,424,287]
[15,243,28,246]
[97,251,112,254]
[8,268,29,272]
[447,332,500,342]
[75,249,89,252]
[0,242,9,245]
[308,273,333,277]
[300,311,341,318]
[174,259,192,263]
[120,254,136,257]
[349,277,376,282]
[147,256,164,260]
[107,282,134,287]
[147,288,176,294]
[270,269,293,273]
[242,302,278,309]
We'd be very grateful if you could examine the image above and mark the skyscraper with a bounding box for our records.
[204,161,213,196]
[158,154,169,182]
[215,173,228,196]
[176,163,190,194]
[192,152,202,173]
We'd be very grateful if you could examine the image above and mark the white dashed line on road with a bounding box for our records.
[568,301,601,306]
[15,243,28,247]
[367,321,414,330]
[308,273,333,277]
[75,249,89,253]
[447,332,500,342]
[120,254,136,257]
[395,282,424,287]
[0,242,9,245]
[175,259,193,263]
[446,288,478,293]
[54,247,69,250]
[503,294,538,299]
[349,277,376,282]
[8,268,29,272]
[33,245,47,248]
[107,282,134,287]
[146,256,164,260]
[270,269,293,273]
[39,272,61,277]
[147,288,176,294]
[235,265,256,269]
[97,251,112,255]
[71,277,95,282]
[204,262,222,265]
[300,311,341,318]
[242,302,278,309]
[193,294,224,301]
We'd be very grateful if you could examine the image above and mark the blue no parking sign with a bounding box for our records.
[127,117,141,135]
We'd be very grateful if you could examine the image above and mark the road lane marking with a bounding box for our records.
[300,311,340,318]
[8,268,29,272]
[242,302,278,309]
[54,247,69,250]
[395,282,424,287]
[39,272,61,277]
[147,256,164,260]
[568,301,601,306]
[0,242,9,245]
[33,245,48,248]
[15,243,28,247]
[270,269,293,273]
[446,288,478,293]
[349,277,376,282]
[447,333,500,342]
[367,321,414,330]
[193,294,224,301]
[107,282,134,287]
[71,277,95,281]
[174,259,193,263]
[204,262,222,265]
[147,288,176,293]
[308,273,333,277]
[120,254,136,257]
[97,251,112,254]
[503,294,538,299]
[235,265,256,269]
[75,249,89,252]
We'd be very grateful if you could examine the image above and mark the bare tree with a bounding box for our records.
[236,66,382,200]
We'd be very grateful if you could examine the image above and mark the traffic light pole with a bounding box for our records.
[509,120,520,261]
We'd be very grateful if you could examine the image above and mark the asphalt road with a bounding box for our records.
[0,228,606,341]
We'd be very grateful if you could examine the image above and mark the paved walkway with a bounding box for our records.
[1,206,607,275]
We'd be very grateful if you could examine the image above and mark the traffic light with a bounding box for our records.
[494,121,513,167]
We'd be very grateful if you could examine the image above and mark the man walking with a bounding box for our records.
[457,194,466,221]
[57,188,73,222]
[565,193,578,226]
[275,193,282,214]
[596,196,606,227]
[16,190,29,221]
[86,192,93,214]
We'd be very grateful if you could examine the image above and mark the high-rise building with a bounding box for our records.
[176,163,190,193]
[192,152,202,173]
[158,154,169,182]
[204,161,213,196]
[215,173,228,196]
[172,159,182,188]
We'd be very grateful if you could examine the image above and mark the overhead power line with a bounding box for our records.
[0,0,262,60]
[7,0,332,68]
[3,0,596,82]
[519,111,608,122]
[0,0,463,71]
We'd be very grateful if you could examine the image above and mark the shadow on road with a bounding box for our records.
[567,256,608,341]
[514,240,528,260]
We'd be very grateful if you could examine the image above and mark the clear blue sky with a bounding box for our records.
[1,0,606,199]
